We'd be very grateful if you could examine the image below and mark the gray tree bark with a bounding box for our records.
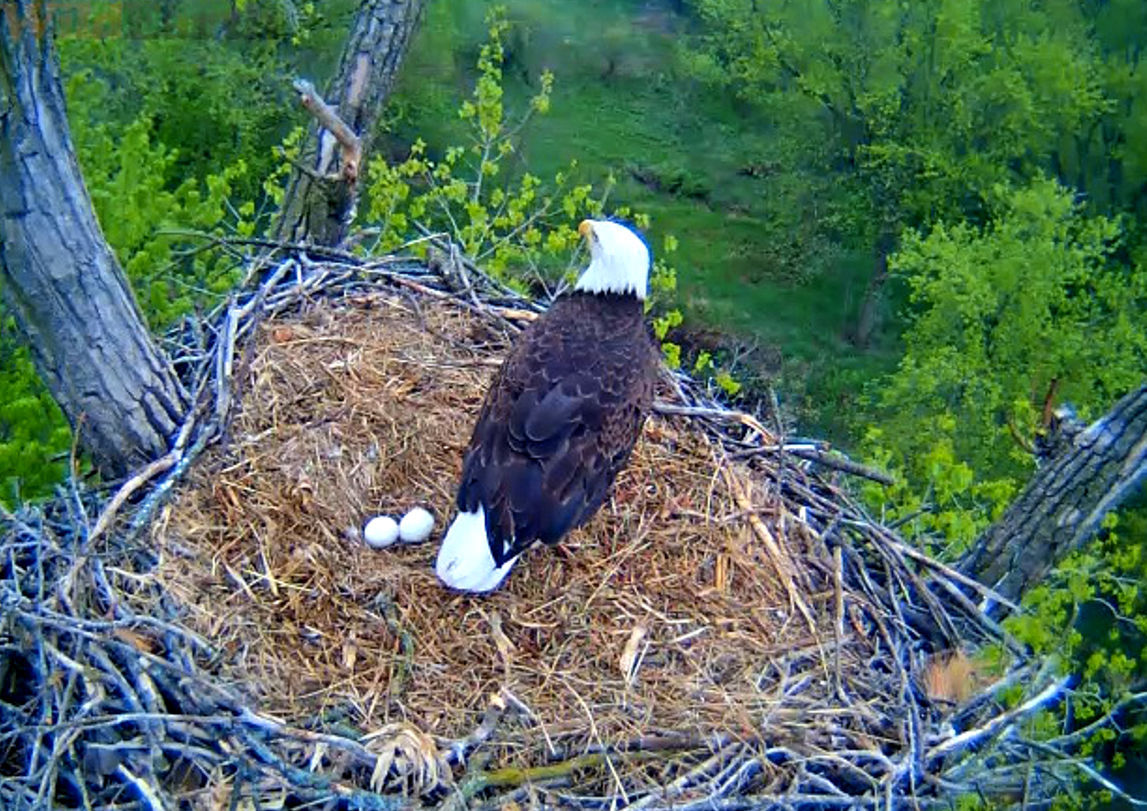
[0,0,188,478]
[271,0,426,248]
[960,385,1147,606]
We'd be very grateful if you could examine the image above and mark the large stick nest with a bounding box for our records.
[0,249,1081,809]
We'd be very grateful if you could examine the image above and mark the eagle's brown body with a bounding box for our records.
[457,291,659,566]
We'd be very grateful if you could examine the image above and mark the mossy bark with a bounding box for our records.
[0,0,188,478]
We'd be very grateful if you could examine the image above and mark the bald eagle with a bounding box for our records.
[435,219,659,592]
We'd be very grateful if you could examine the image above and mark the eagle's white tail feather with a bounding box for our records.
[436,506,519,592]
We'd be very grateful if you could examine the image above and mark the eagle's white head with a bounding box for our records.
[574,219,651,299]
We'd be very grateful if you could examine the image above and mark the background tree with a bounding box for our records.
[686,0,1119,346]
[0,0,188,478]
[863,180,1146,556]
[272,0,427,248]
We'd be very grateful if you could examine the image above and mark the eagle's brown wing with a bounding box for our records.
[457,295,656,567]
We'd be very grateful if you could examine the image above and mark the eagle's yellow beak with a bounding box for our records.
[578,220,594,240]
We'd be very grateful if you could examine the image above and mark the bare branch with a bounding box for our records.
[292,78,362,182]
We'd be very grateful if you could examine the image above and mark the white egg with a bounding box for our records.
[363,515,399,549]
[398,507,435,544]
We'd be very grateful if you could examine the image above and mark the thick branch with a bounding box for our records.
[961,384,1147,605]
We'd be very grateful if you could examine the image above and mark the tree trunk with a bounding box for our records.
[0,0,188,478]
[960,385,1147,606]
[850,230,894,348]
[271,0,426,248]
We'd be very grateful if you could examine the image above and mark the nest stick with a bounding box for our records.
[719,461,816,633]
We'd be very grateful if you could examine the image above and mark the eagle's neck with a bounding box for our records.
[558,291,647,330]
[564,290,644,308]
[573,256,648,299]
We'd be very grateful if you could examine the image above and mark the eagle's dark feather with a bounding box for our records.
[456,291,659,566]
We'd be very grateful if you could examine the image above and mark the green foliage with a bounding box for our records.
[862,177,1142,557]
[690,346,743,399]
[58,35,292,205]
[231,0,325,45]
[684,0,1147,436]
[365,8,586,280]
[652,309,683,342]
[862,421,1014,557]
[628,159,712,202]
[1007,512,1146,677]
[0,328,72,507]
[1002,510,1147,789]
[862,179,1146,555]
[714,370,742,398]
[68,103,251,324]
[893,179,1142,454]
[687,0,1121,233]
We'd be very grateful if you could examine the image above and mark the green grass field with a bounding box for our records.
[392,0,901,437]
